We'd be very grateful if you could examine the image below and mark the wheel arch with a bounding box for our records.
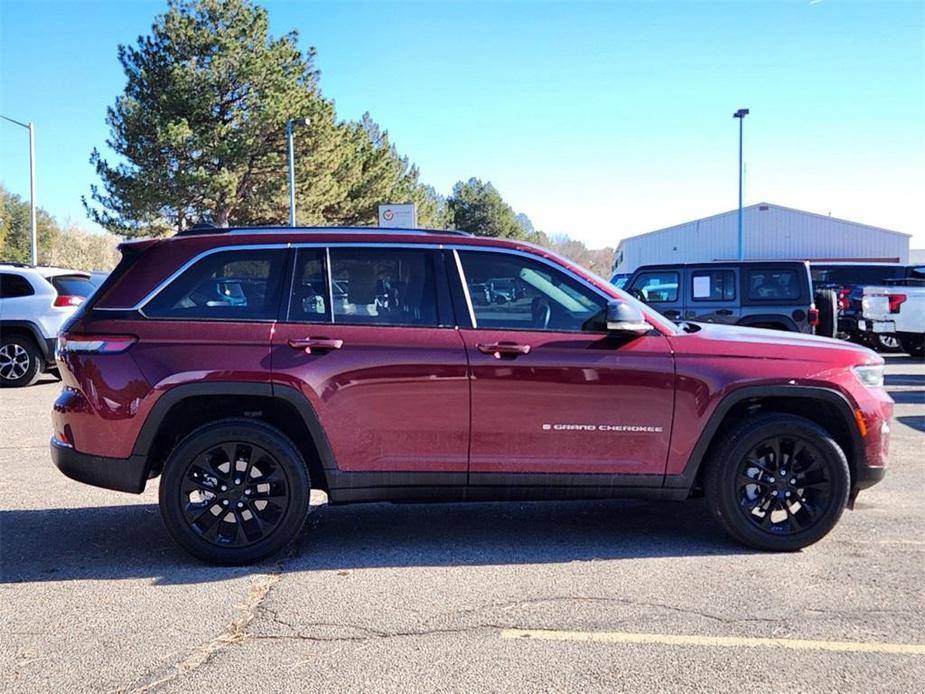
[668,385,864,495]
[133,382,335,491]
[0,320,51,360]
[736,314,799,332]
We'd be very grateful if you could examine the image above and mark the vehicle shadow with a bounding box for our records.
[896,415,925,433]
[0,498,749,585]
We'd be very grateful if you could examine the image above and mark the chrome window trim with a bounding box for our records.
[451,249,478,328]
[119,241,642,328]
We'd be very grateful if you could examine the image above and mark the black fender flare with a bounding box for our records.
[665,385,864,491]
[0,319,52,360]
[131,380,338,476]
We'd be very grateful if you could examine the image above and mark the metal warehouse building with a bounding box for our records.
[613,203,911,274]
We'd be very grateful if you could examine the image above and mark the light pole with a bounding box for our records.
[1,114,37,265]
[286,117,310,226]
[733,108,749,261]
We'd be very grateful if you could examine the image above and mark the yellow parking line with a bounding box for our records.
[501,629,925,656]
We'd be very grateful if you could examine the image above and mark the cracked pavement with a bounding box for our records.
[1,356,923,692]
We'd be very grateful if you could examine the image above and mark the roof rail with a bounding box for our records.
[0,261,35,268]
[174,224,473,237]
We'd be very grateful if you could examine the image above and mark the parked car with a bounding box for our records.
[0,263,97,387]
[625,261,831,335]
[52,227,890,564]
[857,283,925,358]
[810,262,917,351]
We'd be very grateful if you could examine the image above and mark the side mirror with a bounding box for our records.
[606,300,650,336]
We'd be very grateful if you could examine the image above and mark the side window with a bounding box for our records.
[329,248,439,327]
[458,250,606,332]
[691,270,735,301]
[628,271,679,303]
[287,249,329,322]
[0,273,35,298]
[747,268,800,301]
[145,249,286,320]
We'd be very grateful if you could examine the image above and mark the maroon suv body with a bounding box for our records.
[51,227,892,564]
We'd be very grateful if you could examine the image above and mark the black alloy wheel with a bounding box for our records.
[706,413,850,551]
[159,419,310,564]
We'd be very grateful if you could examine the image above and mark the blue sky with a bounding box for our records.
[1,0,923,248]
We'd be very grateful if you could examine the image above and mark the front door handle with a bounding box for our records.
[716,309,734,316]
[476,342,531,358]
[287,337,344,353]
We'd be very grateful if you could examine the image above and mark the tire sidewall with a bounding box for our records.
[159,419,310,565]
[706,415,850,551]
[0,335,43,388]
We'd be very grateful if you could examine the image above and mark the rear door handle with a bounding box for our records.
[476,342,531,358]
[287,337,344,353]
[716,309,734,316]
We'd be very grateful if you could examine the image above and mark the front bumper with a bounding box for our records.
[50,437,148,494]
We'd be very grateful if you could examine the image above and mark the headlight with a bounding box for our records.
[853,364,884,389]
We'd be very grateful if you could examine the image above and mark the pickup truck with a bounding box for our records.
[858,284,925,358]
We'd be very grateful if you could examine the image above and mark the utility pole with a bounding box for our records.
[1,114,37,264]
[286,117,310,226]
[733,108,749,261]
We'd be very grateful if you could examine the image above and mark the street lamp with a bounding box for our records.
[1,114,37,265]
[733,108,749,261]
[286,117,310,226]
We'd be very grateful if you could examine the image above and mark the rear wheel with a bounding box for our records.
[0,334,43,388]
[875,334,902,353]
[705,413,850,551]
[158,418,310,565]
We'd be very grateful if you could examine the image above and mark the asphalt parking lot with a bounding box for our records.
[1,357,923,693]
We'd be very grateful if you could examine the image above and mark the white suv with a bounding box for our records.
[0,264,98,387]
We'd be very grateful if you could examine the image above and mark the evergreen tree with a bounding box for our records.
[447,178,524,238]
[85,0,339,235]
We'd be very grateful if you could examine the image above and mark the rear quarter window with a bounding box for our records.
[143,249,287,321]
[0,273,35,298]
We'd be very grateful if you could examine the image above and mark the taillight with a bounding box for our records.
[837,288,850,311]
[887,294,906,314]
[57,334,137,355]
[54,295,85,307]
[808,307,820,327]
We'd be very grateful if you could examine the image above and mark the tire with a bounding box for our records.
[874,334,902,353]
[158,418,310,565]
[899,334,924,359]
[814,289,838,339]
[704,413,850,552]
[0,334,43,388]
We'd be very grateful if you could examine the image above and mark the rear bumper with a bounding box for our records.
[855,464,887,491]
[50,437,148,493]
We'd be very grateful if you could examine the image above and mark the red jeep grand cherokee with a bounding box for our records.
[51,227,892,564]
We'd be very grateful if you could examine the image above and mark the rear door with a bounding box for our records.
[270,245,470,478]
[684,266,739,324]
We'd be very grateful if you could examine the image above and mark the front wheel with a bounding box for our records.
[159,419,310,565]
[705,413,850,551]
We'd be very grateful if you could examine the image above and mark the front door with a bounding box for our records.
[455,249,675,481]
[271,246,469,477]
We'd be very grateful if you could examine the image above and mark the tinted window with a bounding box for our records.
[691,270,735,301]
[628,271,679,303]
[458,251,606,332]
[50,275,96,298]
[145,249,286,320]
[287,249,329,322]
[811,265,904,286]
[329,248,439,327]
[747,268,801,301]
[0,273,34,298]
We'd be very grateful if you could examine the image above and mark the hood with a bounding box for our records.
[671,321,881,365]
